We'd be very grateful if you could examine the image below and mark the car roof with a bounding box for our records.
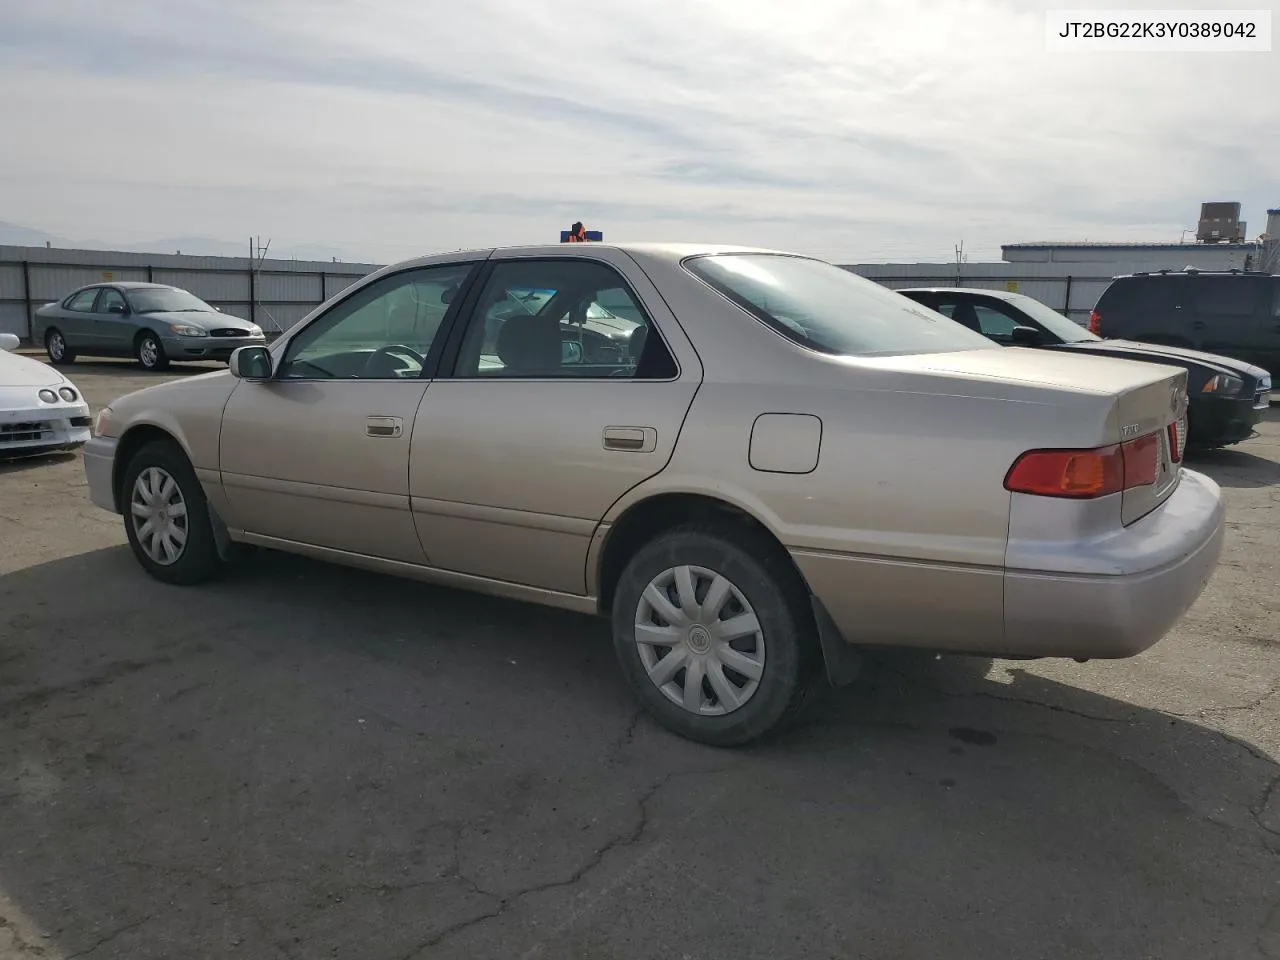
[1109,269,1275,281]
[75,281,175,290]
[386,241,796,271]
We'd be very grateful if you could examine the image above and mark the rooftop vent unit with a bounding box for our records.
[1196,201,1244,243]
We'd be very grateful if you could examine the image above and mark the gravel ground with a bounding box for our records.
[2,359,1278,960]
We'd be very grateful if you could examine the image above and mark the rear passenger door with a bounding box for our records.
[407,250,703,595]
[1190,276,1269,366]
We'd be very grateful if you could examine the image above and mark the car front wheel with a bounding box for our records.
[45,328,75,365]
[121,440,222,585]
[137,332,170,371]
[611,525,818,747]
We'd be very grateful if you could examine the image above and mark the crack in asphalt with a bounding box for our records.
[63,914,154,959]
[605,709,644,766]
[398,766,730,958]
[1252,774,1280,839]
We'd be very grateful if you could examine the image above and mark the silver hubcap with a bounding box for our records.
[130,467,188,565]
[140,338,158,368]
[49,334,64,359]
[634,565,765,716]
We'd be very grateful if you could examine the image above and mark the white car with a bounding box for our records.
[0,333,92,458]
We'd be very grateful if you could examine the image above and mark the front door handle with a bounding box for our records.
[603,425,657,452]
[366,416,403,438]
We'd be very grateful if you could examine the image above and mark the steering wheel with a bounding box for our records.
[365,344,426,377]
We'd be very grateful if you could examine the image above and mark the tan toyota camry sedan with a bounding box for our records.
[83,243,1225,745]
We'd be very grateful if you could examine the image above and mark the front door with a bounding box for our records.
[218,260,481,563]
[409,250,702,595]
[92,287,131,354]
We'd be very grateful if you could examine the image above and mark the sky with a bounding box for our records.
[0,0,1275,264]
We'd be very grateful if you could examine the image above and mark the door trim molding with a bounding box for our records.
[231,531,599,615]
[221,471,410,511]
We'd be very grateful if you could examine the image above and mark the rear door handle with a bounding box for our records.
[603,425,657,452]
[366,416,403,438]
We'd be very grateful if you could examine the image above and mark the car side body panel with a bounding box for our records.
[87,243,1225,669]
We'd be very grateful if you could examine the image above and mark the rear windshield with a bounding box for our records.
[684,254,992,356]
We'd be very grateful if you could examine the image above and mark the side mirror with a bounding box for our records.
[0,333,19,352]
[1010,325,1042,345]
[561,340,583,365]
[230,345,273,380]
[107,303,127,315]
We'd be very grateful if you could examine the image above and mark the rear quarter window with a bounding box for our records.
[1192,277,1263,316]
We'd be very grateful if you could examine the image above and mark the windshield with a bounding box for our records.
[126,287,215,314]
[685,254,993,356]
[1006,293,1099,342]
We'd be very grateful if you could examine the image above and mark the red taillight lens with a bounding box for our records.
[1167,418,1185,463]
[1088,309,1102,335]
[1006,431,1161,498]
[1121,432,1159,487]
[1005,445,1124,498]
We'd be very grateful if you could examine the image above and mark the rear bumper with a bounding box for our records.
[82,435,119,512]
[1004,469,1225,658]
[1188,394,1264,447]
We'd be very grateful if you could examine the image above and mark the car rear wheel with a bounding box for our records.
[137,332,170,371]
[45,329,75,365]
[611,525,818,747]
[121,440,222,585]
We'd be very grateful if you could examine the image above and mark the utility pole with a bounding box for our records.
[248,235,273,331]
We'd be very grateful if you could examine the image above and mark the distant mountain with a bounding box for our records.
[0,220,356,263]
[0,220,74,248]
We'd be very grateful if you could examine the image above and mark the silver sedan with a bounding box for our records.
[81,243,1225,745]
[33,282,265,371]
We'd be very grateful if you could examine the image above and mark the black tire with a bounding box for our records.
[611,524,820,747]
[120,439,223,585]
[136,331,170,371]
[45,328,75,365]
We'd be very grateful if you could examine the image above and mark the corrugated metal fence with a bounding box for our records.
[0,246,382,341]
[2,245,1120,341]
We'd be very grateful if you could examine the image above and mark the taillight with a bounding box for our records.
[1088,309,1102,335]
[1167,418,1185,463]
[1005,432,1161,498]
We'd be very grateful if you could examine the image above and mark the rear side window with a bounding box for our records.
[1192,277,1262,316]
[1097,277,1171,313]
[685,254,991,356]
[65,289,99,312]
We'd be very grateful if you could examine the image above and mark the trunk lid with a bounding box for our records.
[1115,367,1188,525]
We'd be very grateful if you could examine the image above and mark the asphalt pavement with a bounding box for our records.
[2,358,1279,959]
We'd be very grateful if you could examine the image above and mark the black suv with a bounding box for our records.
[1091,270,1280,377]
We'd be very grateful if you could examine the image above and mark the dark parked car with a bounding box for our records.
[899,287,1271,450]
[32,282,265,371]
[1090,270,1280,377]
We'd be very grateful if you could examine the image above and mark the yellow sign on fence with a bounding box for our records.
[101,271,114,281]
[1004,280,1018,292]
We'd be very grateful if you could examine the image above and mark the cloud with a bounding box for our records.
[0,0,1273,263]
